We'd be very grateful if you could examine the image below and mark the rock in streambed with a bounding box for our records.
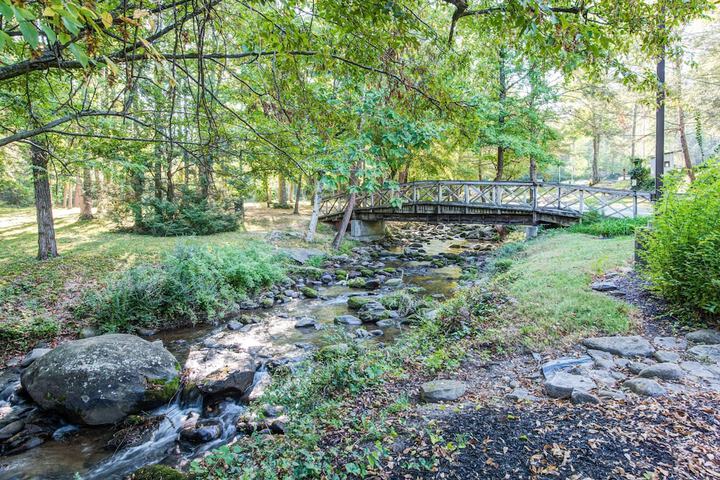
[20,334,180,426]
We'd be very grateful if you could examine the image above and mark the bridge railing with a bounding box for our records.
[319,181,653,220]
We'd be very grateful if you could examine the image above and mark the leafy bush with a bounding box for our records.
[78,243,287,332]
[641,160,720,317]
[567,211,649,237]
[628,157,655,191]
[131,190,239,236]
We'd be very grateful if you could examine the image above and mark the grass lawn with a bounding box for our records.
[486,231,636,350]
[0,203,333,360]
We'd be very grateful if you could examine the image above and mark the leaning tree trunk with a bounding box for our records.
[79,168,94,220]
[675,59,695,182]
[306,179,323,242]
[31,143,58,260]
[331,191,356,250]
[293,176,302,214]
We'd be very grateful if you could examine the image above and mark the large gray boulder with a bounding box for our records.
[582,336,654,357]
[20,334,180,426]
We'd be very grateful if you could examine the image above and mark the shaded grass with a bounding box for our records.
[485,232,636,349]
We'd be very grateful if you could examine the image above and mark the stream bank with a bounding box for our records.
[0,222,502,480]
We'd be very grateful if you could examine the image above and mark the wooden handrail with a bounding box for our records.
[319,181,654,221]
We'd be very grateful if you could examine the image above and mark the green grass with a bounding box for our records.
[0,204,333,361]
[486,231,636,349]
[566,216,649,237]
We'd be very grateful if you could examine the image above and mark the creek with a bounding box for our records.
[0,223,500,480]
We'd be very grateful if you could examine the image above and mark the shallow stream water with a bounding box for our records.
[0,231,496,480]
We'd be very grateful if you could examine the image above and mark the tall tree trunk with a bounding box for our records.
[73,178,82,208]
[529,158,537,182]
[79,167,94,220]
[31,142,58,260]
[130,169,145,230]
[199,156,213,200]
[398,164,410,184]
[234,197,245,227]
[495,47,507,182]
[630,103,638,159]
[166,160,175,203]
[591,132,600,185]
[278,175,288,207]
[495,147,505,181]
[264,177,271,207]
[183,151,191,187]
[675,59,695,182]
[62,181,72,208]
[153,161,163,200]
[306,179,323,242]
[293,176,302,214]
[94,170,104,214]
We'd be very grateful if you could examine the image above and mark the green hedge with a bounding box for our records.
[641,160,720,317]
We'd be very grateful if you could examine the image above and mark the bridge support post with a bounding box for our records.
[349,220,385,242]
[525,226,539,240]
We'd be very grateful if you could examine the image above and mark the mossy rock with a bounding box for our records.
[300,286,319,299]
[130,464,187,480]
[360,268,374,277]
[334,269,348,280]
[146,376,180,403]
[382,267,397,274]
[347,278,367,289]
[347,296,375,310]
[289,266,324,280]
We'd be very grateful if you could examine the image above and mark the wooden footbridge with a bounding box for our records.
[319,181,653,227]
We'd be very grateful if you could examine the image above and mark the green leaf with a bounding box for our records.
[68,42,89,67]
[0,2,13,19]
[19,21,39,49]
[0,30,11,50]
[40,22,57,44]
[62,16,81,35]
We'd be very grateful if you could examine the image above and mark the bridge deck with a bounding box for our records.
[319,181,653,226]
